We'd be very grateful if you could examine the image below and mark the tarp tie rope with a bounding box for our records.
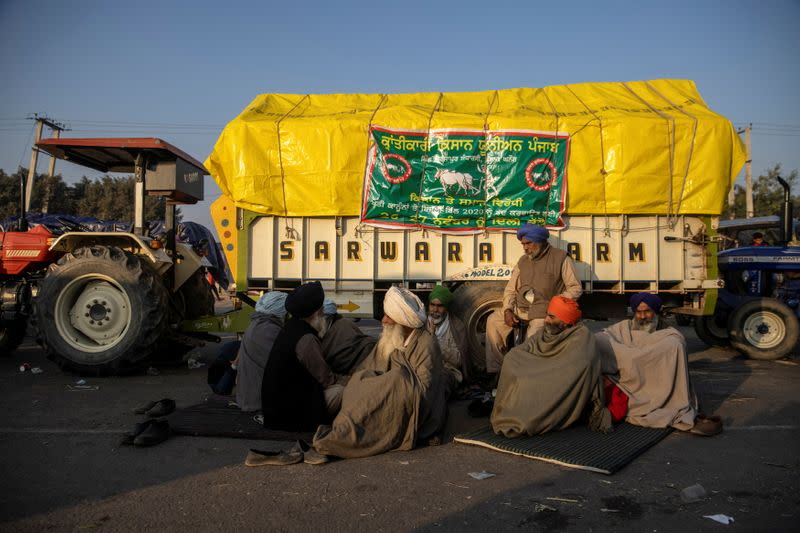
[414,93,443,231]
[645,80,698,219]
[541,88,575,232]
[481,90,500,236]
[276,94,310,231]
[362,93,387,218]
[622,82,677,227]
[566,86,610,225]
[354,95,388,247]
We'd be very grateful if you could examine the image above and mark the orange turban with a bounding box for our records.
[547,296,581,325]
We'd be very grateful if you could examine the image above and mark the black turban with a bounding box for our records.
[285,281,324,318]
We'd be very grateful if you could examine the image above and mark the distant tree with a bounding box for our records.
[0,167,182,226]
[725,164,799,220]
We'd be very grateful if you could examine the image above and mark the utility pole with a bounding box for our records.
[25,114,68,213]
[43,128,62,213]
[745,123,753,218]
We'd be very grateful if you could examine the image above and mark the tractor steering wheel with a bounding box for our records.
[56,216,93,233]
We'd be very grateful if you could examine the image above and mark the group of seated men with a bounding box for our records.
[216,279,470,461]
[215,222,719,464]
[487,222,721,438]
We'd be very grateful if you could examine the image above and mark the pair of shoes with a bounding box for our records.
[133,398,176,417]
[468,398,494,418]
[133,420,171,447]
[121,419,156,445]
[688,415,723,437]
[297,439,329,465]
[245,447,303,467]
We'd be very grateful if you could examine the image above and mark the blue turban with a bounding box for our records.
[630,292,662,314]
[255,291,288,317]
[517,223,549,243]
[323,298,338,316]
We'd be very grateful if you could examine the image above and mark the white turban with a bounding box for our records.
[255,291,288,317]
[383,286,426,328]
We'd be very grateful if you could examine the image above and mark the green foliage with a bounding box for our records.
[725,164,800,219]
[0,168,182,223]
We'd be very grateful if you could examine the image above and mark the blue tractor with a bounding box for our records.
[693,177,800,359]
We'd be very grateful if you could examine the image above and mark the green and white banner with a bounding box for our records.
[361,126,569,232]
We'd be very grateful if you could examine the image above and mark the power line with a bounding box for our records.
[754,132,800,137]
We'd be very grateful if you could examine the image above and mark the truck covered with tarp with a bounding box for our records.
[206,79,744,229]
[204,80,748,369]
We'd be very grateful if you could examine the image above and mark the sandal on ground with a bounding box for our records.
[688,415,723,437]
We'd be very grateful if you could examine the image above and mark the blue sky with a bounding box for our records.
[1,0,798,233]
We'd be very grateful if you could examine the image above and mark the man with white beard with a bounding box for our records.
[425,285,469,397]
[595,293,722,436]
[260,281,344,432]
[311,286,448,459]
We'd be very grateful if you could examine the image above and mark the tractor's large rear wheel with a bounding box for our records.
[34,245,169,375]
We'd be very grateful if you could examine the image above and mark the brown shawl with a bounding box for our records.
[491,323,610,437]
[313,329,447,458]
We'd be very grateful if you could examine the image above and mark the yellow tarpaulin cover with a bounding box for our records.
[206,79,745,217]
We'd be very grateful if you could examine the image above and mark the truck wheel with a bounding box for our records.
[33,245,169,375]
[693,315,730,347]
[729,298,800,360]
[450,282,506,376]
[0,317,27,355]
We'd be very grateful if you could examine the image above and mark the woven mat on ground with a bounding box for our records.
[454,423,672,475]
[166,400,313,441]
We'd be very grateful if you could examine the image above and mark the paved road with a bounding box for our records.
[1,320,798,532]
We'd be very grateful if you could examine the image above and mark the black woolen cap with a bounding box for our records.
[285,281,324,318]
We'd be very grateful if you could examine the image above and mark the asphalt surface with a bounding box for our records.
[0,317,798,532]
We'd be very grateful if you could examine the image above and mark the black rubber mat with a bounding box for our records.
[166,401,313,442]
[454,423,672,474]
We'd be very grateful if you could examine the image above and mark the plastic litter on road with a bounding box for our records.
[66,384,99,391]
[468,471,496,480]
[704,514,735,525]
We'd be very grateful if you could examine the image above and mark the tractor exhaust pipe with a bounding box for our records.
[777,176,792,245]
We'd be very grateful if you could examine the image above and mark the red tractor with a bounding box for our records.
[0,137,213,374]
[0,224,61,354]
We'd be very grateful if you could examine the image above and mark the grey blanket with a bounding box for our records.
[595,320,696,430]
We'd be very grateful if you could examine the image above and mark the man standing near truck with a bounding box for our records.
[484,223,582,376]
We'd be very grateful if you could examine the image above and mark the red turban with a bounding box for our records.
[547,296,581,325]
